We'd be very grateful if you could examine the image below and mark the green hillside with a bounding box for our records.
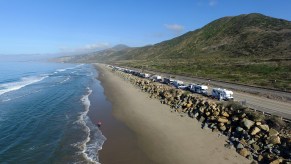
[58,13,291,91]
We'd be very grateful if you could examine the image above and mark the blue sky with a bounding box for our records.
[0,0,290,55]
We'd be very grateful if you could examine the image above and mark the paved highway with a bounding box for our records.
[132,68,291,120]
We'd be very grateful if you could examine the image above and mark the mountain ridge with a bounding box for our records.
[57,13,291,62]
[55,13,291,91]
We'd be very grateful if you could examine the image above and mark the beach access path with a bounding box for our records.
[95,64,250,164]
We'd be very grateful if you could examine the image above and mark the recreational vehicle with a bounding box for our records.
[211,88,234,101]
[139,73,150,78]
[150,75,162,82]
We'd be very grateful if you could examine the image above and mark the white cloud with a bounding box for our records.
[83,43,110,50]
[209,0,217,6]
[60,42,110,53]
[164,24,184,33]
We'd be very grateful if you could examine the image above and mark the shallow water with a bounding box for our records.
[0,61,106,163]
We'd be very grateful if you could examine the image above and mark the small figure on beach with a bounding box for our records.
[97,121,102,127]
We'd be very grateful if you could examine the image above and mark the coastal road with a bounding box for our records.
[125,67,291,120]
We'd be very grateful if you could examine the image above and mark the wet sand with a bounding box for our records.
[94,64,250,164]
[88,69,153,164]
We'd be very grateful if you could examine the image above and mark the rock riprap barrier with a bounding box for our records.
[110,68,291,164]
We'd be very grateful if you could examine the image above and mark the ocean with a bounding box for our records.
[0,61,106,163]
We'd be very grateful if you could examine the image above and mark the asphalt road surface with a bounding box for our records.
[136,69,291,120]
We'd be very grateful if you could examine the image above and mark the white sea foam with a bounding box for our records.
[56,68,67,72]
[59,77,70,84]
[56,64,84,73]
[0,89,42,102]
[0,76,47,96]
[73,88,106,164]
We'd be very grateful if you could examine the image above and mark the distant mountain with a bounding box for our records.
[110,13,291,61]
[54,44,131,63]
[57,13,290,63]
[111,44,129,51]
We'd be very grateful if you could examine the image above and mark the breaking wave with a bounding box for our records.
[73,88,106,163]
[0,76,47,96]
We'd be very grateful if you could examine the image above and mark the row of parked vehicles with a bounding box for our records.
[110,66,234,101]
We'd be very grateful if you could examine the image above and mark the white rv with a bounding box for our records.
[139,73,150,78]
[211,88,234,101]
[150,75,162,82]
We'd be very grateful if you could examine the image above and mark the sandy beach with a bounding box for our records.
[95,64,250,164]
[88,68,154,164]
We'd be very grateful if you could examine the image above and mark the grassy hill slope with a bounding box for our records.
[57,13,291,91]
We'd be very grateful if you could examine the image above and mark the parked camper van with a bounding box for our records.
[150,75,162,82]
[139,73,150,78]
[211,88,234,101]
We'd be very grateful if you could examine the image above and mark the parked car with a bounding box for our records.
[188,84,208,95]
[163,78,174,85]
[187,83,196,91]
[172,80,184,88]
[194,85,208,95]
[177,84,188,90]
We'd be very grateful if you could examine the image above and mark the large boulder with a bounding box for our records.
[236,126,244,132]
[239,113,247,119]
[221,111,230,117]
[258,155,264,162]
[219,124,227,131]
[270,158,283,164]
[231,116,239,122]
[238,148,250,157]
[247,139,255,145]
[251,127,261,135]
[252,144,260,151]
[268,136,281,145]
[218,117,228,123]
[199,116,206,123]
[213,111,220,116]
[269,128,279,136]
[186,103,192,108]
[236,143,244,149]
[241,118,255,130]
[199,107,205,113]
[258,124,269,132]
[194,112,199,118]
[240,139,248,146]
[205,112,211,116]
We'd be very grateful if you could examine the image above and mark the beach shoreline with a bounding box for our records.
[88,67,153,164]
[95,63,249,164]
